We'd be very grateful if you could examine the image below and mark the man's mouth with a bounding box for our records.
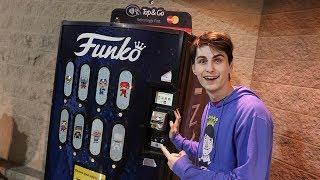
[203,76,219,80]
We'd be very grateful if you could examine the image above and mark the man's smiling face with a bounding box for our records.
[192,45,233,98]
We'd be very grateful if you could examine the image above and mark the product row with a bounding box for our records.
[64,62,132,110]
[58,109,125,162]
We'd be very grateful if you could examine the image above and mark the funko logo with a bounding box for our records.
[134,41,146,51]
[74,33,147,62]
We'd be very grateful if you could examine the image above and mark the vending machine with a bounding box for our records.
[44,21,194,180]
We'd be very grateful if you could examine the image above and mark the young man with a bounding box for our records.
[160,32,273,180]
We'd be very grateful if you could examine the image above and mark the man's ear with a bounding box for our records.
[228,61,233,80]
[192,64,196,75]
[229,61,234,71]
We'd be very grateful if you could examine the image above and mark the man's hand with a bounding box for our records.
[160,144,186,170]
[169,109,181,139]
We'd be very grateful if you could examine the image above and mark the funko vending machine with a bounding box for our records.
[45,21,194,180]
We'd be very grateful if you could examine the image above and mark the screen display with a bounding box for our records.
[155,91,173,106]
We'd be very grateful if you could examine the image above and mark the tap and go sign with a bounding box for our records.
[111,4,192,34]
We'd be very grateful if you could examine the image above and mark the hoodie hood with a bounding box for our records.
[212,86,259,108]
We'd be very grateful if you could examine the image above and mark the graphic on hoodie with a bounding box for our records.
[199,115,218,168]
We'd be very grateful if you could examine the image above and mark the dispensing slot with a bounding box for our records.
[110,124,125,162]
[95,67,110,105]
[59,109,69,143]
[72,114,84,149]
[64,62,74,97]
[89,118,103,156]
[78,64,90,101]
[116,70,132,110]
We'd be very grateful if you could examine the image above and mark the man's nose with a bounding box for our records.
[205,61,214,72]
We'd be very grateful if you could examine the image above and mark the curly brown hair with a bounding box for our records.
[190,32,234,65]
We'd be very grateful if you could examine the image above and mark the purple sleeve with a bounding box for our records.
[171,133,199,158]
[172,116,273,180]
[170,103,210,159]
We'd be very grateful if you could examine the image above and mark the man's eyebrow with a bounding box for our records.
[212,54,224,58]
[196,56,206,59]
[196,54,224,60]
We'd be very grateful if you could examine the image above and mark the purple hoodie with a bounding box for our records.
[171,86,273,180]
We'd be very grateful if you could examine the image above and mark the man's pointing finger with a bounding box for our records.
[160,144,171,158]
